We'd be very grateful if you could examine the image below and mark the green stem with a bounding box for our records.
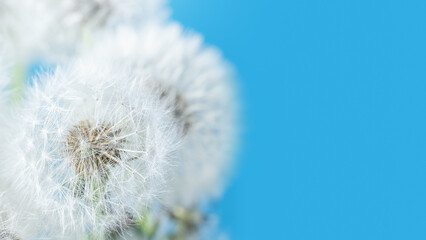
[10,62,26,103]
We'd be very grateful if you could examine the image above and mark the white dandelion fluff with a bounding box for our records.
[0,56,14,124]
[0,61,180,238]
[0,206,21,240]
[0,0,168,63]
[47,0,168,29]
[0,0,59,62]
[0,57,10,101]
[83,22,238,208]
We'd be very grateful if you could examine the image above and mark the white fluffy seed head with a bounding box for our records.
[82,22,239,208]
[47,0,169,29]
[0,61,180,238]
[0,0,61,62]
[0,0,168,63]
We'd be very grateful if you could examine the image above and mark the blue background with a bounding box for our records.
[171,1,426,239]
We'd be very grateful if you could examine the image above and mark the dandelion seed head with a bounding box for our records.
[0,0,168,63]
[150,81,192,135]
[0,60,180,238]
[82,23,239,208]
[54,0,168,29]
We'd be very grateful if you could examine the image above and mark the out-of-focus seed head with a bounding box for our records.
[82,23,238,208]
[151,82,192,135]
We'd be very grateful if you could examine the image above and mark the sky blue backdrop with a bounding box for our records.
[170,0,426,239]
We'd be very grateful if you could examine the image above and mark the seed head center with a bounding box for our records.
[65,120,124,177]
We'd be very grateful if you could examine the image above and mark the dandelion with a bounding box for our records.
[0,61,180,238]
[0,1,238,239]
[0,0,167,64]
[48,0,168,29]
[72,23,239,240]
[0,0,56,62]
[83,22,238,208]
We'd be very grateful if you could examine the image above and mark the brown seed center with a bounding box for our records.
[65,120,123,177]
